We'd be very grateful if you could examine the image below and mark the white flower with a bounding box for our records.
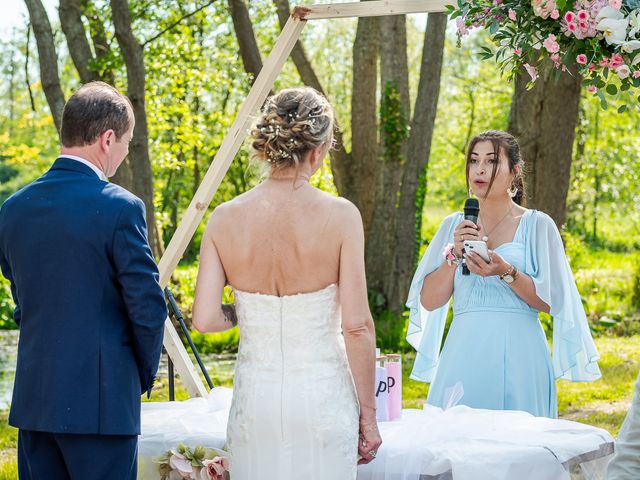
[596,6,625,22]
[629,10,640,38]
[597,17,630,44]
[617,64,631,78]
[620,40,640,52]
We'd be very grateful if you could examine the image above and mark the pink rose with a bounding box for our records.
[609,0,622,9]
[576,54,588,64]
[564,11,575,23]
[551,9,560,19]
[568,22,577,32]
[634,71,640,78]
[509,9,517,21]
[610,53,624,69]
[524,63,538,82]
[587,85,597,94]
[202,457,229,480]
[599,57,610,67]
[550,53,562,69]
[588,63,596,71]
[543,34,560,53]
[577,10,589,21]
[532,0,557,19]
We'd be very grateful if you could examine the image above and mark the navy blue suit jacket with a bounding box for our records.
[0,157,167,435]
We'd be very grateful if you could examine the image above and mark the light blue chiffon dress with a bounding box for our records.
[406,209,601,418]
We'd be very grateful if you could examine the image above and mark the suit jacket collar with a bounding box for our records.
[50,156,105,180]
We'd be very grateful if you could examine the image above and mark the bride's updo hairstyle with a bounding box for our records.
[250,87,335,171]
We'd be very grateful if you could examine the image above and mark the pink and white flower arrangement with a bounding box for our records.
[154,444,230,480]
[449,0,640,108]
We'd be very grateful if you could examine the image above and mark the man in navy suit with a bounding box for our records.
[0,82,168,479]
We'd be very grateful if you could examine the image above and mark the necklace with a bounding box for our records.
[480,204,513,242]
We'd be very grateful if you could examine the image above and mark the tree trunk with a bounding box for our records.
[110,0,163,257]
[395,12,447,296]
[508,62,582,229]
[59,0,100,83]
[365,15,410,314]
[346,13,379,235]
[24,0,65,133]
[228,0,263,83]
[82,0,116,84]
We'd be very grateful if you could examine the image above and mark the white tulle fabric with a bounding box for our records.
[227,283,359,480]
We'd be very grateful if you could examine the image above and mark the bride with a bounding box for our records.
[192,87,381,479]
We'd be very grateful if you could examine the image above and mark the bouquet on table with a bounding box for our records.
[153,444,229,480]
[449,0,640,110]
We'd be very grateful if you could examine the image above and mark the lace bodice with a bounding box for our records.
[226,283,359,479]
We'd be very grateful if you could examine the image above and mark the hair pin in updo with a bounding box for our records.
[267,149,292,163]
[259,123,280,139]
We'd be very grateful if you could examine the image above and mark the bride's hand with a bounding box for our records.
[358,416,382,465]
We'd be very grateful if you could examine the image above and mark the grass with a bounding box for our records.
[0,412,17,480]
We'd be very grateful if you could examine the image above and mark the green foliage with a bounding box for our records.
[0,278,17,331]
[380,81,410,162]
[0,410,17,480]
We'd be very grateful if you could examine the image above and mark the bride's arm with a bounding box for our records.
[193,213,236,333]
[337,200,382,464]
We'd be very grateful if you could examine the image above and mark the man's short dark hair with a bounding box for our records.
[60,82,133,147]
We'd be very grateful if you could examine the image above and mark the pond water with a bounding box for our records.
[0,330,235,409]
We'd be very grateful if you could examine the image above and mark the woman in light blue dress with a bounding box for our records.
[406,131,601,418]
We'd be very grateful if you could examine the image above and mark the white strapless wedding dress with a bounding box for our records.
[227,283,359,480]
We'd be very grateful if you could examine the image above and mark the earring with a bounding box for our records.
[468,188,474,198]
[507,184,518,198]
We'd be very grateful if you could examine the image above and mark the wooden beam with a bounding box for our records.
[157,15,308,396]
[163,317,209,397]
[299,0,449,20]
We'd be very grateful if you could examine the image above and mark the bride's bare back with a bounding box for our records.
[192,86,381,462]
[209,178,348,296]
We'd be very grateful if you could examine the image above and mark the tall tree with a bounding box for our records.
[110,0,162,255]
[228,0,263,83]
[59,0,100,84]
[508,62,582,228]
[24,0,65,133]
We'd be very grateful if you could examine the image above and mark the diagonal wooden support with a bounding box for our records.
[158,0,449,398]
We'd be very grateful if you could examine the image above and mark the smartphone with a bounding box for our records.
[463,240,491,263]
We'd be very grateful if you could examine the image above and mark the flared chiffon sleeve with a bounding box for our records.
[525,211,601,382]
[406,212,463,382]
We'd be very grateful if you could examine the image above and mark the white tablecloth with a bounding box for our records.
[139,387,613,480]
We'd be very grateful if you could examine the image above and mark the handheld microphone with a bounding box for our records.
[462,198,480,276]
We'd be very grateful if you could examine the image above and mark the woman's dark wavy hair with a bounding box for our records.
[465,130,526,206]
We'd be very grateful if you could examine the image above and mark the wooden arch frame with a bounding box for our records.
[159,0,449,397]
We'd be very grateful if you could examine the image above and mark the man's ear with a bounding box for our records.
[99,129,115,151]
